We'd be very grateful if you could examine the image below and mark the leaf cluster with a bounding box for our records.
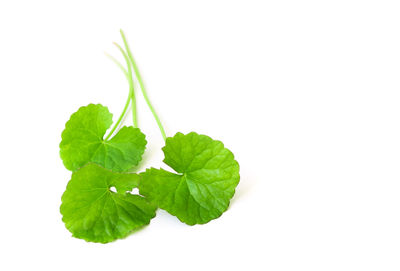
[59,31,240,243]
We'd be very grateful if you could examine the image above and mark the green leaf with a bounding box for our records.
[139,132,240,225]
[60,104,146,172]
[60,163,156,243]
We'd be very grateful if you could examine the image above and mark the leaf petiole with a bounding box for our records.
[104,44,138,140]
[120,29,167,141]
[113,42,138,129]
[104,53,131,140]
[104,53,128,77]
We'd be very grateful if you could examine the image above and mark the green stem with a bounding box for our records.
[120,29,167,141]
[105,93,131,141]
[105,53,128,78]
[114,42,138,128]
[104,54,132,140]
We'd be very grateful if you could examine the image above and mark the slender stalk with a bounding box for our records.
[104,54,132,140]
[113,42,138,128]
[120,29,167,141]
[105,94,131,141]
[105,53,128,78]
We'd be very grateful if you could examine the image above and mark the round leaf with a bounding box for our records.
[60,163,156,243]
[60,104,146,172]
[139,132,240,225]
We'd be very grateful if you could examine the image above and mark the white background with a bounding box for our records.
[1,1,399,270]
